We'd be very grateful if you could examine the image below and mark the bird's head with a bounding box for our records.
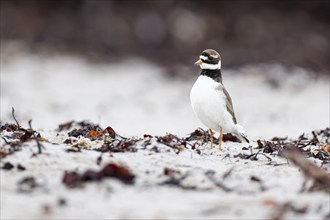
[195,49,221,70]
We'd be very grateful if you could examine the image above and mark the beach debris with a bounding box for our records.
[62,162,135,188]
[163,167,181,176]
[11,107,20,127]
[0,108,46,156]
[222,167,234,179]
[143,134,153,138]
[250,175,267,191]
[61,120,116,141]
[186,128,241,144]
[65,145,81,153]
[205,170,232,192]
[41,204,52,215]
[28,119,45,154]
[58,120,120,151]
[100,163,135,184]
[257,128,330,164]
[234,145,272,161]
[186,128,211,143]
[282,147,330,192]
[57,198,67,207]
[58,121,118,152]
[97,138,138,153]
[156,133,186,153]
[1,162,26,171]
[159,170,196,190]
[62,171,81,188]
[17,176,45,193]
[320,143,330,154]
[17,164,26,171]
[2,162,14,170]
[57,121,75,132]
[96,153,103,165]
[72,137,92,149]
[159,168,232,192]
[268,202,309,220]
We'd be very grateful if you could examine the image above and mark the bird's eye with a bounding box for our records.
[208,56,213,60]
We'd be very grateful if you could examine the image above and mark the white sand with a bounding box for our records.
[1,52,329,219]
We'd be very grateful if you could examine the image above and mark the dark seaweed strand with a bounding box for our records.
[28,120,45,154]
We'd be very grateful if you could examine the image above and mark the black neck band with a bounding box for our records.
[200,69,222,83]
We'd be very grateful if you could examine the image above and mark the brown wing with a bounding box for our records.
[223,87,237,124]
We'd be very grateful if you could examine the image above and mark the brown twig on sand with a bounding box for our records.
[269,202,308,220]
[28,120,45,154]
[282,147,330,192]
[205,171,232,192]
[11,107,20,128]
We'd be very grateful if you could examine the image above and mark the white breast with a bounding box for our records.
[190,75,236,133]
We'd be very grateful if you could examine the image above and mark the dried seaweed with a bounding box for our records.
[96,153,103,165]
[18,177,38,193]
[205,170,232,192]
[65,121,102,138]
[1,124,34,147]
[104,126,116,139]
[57,198,67,207]
[58,120,101,132]
[282,147,330,192]
[0,108,46,156]
[250,175,267,191]
[0,123,19,132]
[2,161,26,171]
[28,120,45,154]
[11,107,20,128]
[159,168,232,192]
[111,139,138,152]
[2,162,14,170]
[222,167,234,179]
[62,171,82,188]
[63,120,116,142]
[185,128,210,143]
[62,163,135,188]
[96,138,138,153]
[163,167,181,176]
[269,202,308,220]
[186,128,241,144]
[96,132,188,154]
[159,171,196,190]
[63,138,73,144]
[234,146,272,161]
[100,163,135,184]
[57,121,74,132]
[17,164,26,171]
[143,134,153,138]
[156,133,186,153]
[42,204,52,215]
[257,128,330,164]
[17,176,44,193]
[65,146,81,153]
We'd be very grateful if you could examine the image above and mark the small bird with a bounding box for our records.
[190,49,249,149]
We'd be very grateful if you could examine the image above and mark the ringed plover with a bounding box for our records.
[190,49,249,149]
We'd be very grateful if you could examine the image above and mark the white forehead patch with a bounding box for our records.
[210,54,219,59]
[199,55,208,61]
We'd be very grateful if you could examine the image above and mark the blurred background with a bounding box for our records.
[1,0,329,74]
[0,0,329,138]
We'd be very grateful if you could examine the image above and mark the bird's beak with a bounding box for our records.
[195,59,203,66]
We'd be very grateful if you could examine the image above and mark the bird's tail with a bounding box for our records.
[235,132,250,143]
[233,125,250,143]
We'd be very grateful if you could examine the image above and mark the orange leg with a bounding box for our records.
[209,129,214,148]
[219,128,223,150]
